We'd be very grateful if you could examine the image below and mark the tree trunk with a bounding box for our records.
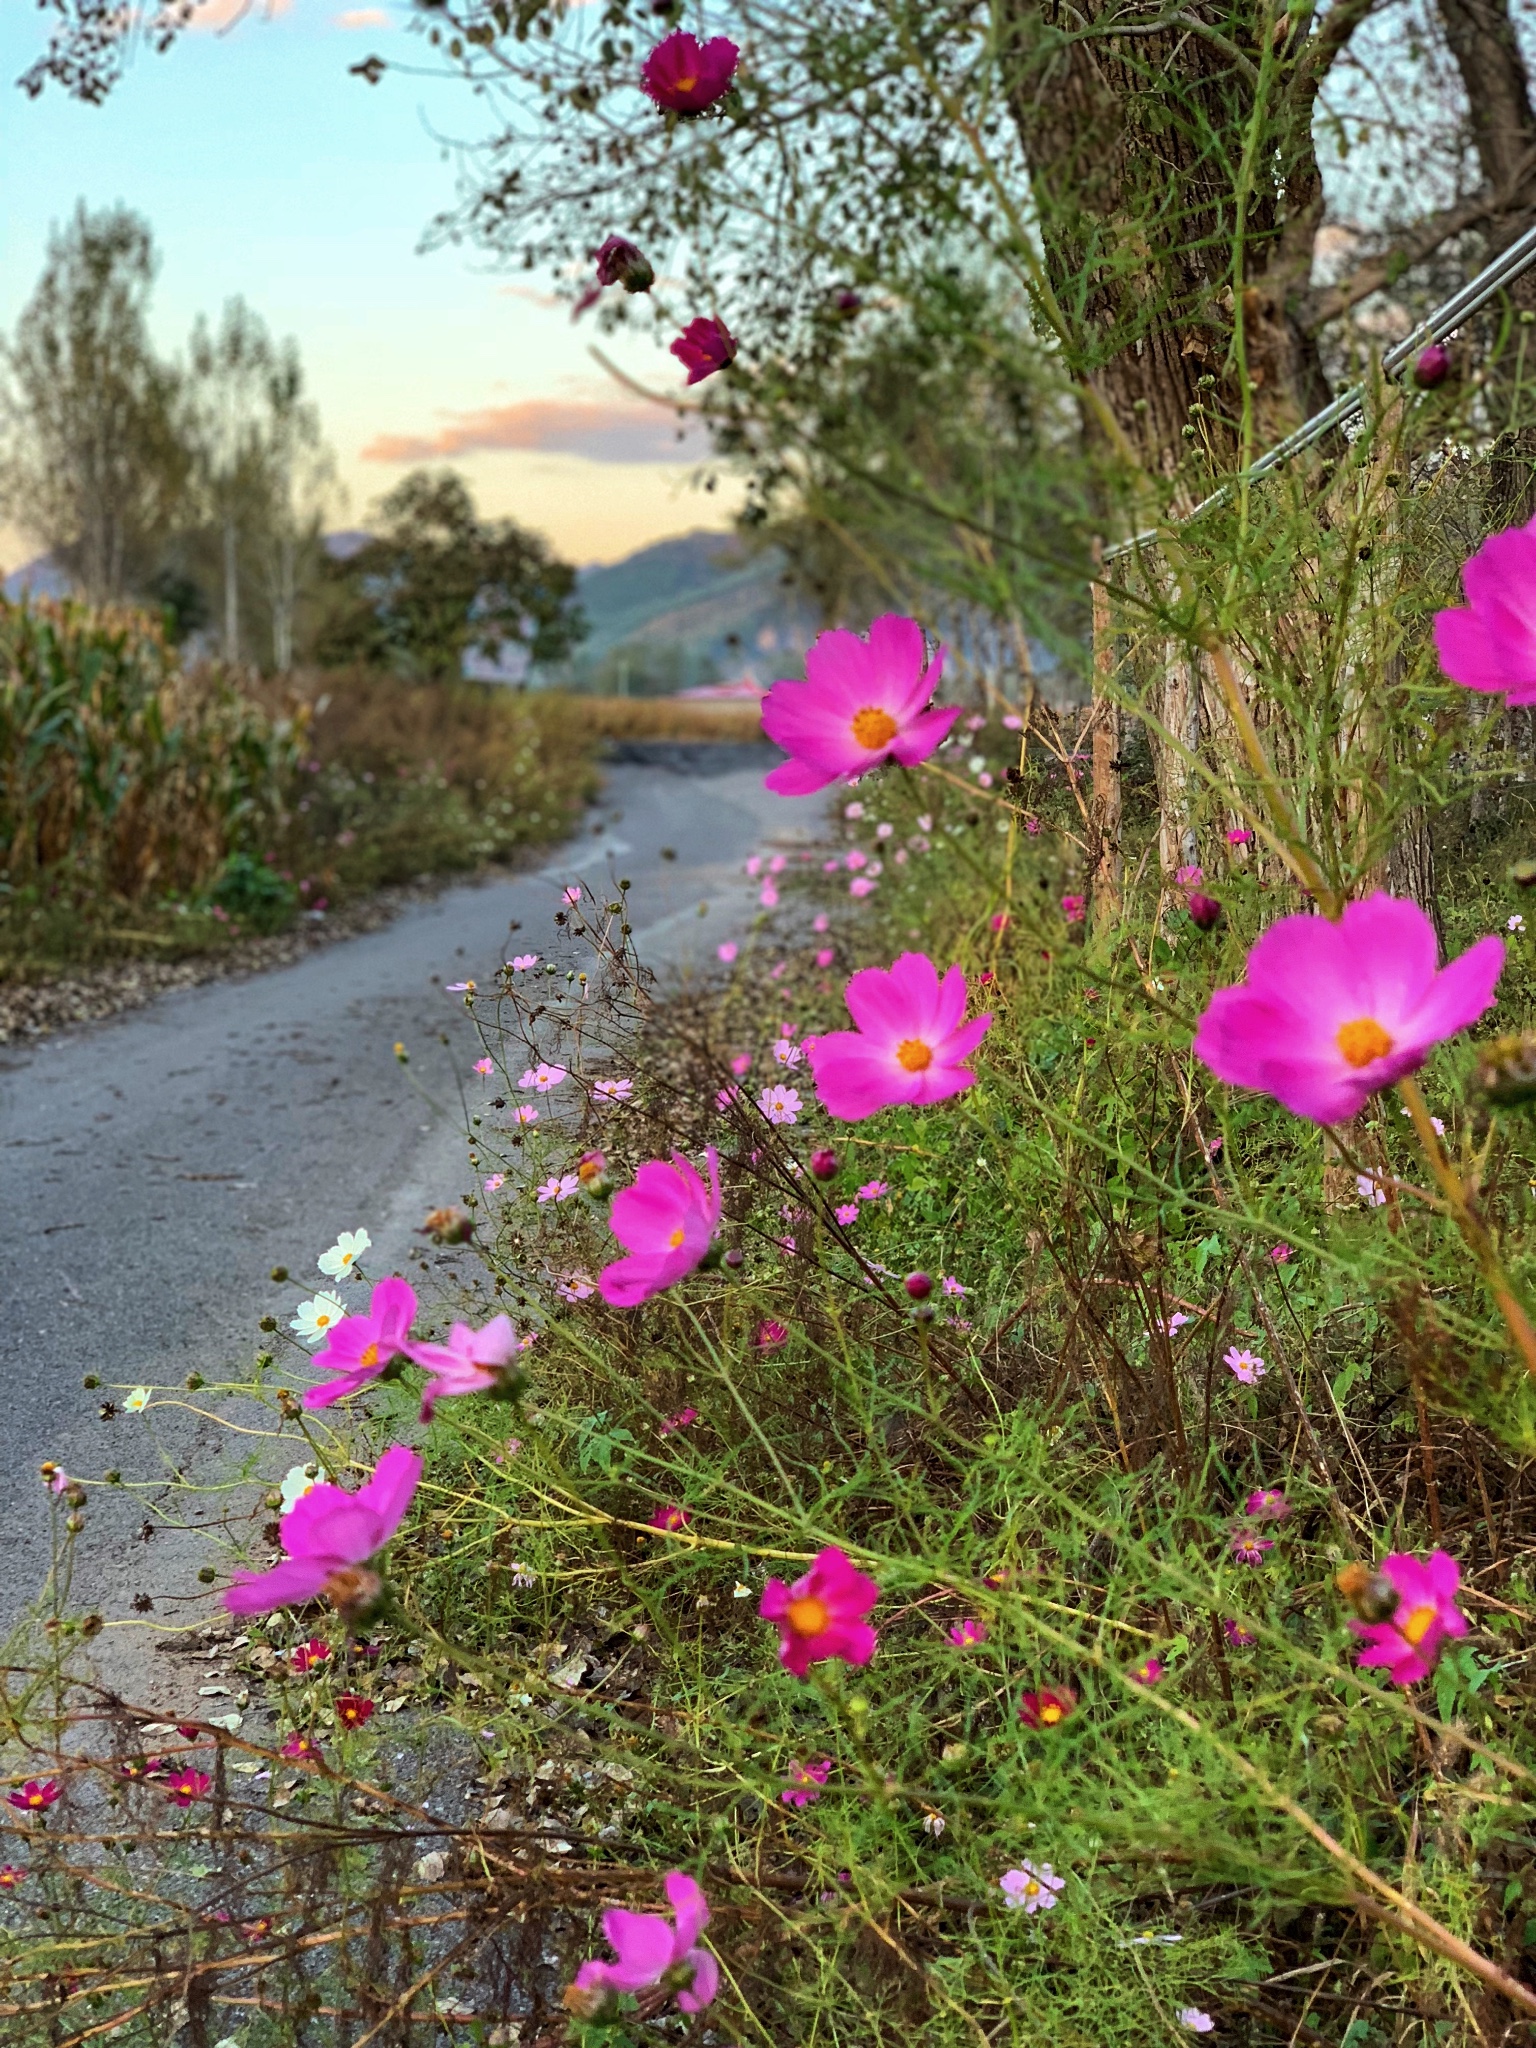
[1089,576,1123,919]
[222,513,239,664]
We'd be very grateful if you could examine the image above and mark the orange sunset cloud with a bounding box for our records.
[361,398,708,466]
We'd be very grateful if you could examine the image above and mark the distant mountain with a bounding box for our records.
[3,554,72,601]
[563,530,817,695]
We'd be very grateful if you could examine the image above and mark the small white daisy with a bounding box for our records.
[123,1386,152,1413]
[279,1462,328,1515]
[317,1227,370,1283]
[291,1293,347,1344]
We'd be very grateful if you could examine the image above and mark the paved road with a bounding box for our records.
[0,753,825,1699]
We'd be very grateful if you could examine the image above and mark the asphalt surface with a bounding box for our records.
[0,752,826,1701]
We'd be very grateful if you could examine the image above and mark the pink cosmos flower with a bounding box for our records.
[1230,1532,1274,1566]
[520,1063,567,1093]
[849,876,876,898]
[281,1733,322,1763]
[290,1638,330,1673]
[0,1867,26,1888]
[1244,1487,1291,1521]
[1177,865,1204,886]
[846,848,868,871]
[813,913,830,933]
[1000,1862,1064,1913]
[761,614,959,795]
[569,1870,718,2017]
[1351,1549,1468,1685]
[858,1180,890,1199]
[781,1757,832,1808]
[1178,2011,1216,2035]
[7,1780,60,1812]
[509,953,538,971]
[760,880,780,909]
[407,1312,527,1422]
[536,1173,580,1204]
[1224,1347,1266,1384]
[941,1275,967,1297]
[730,1052,753,1076]
[224,1445,422,1616]
[717,941,738,963]
[659,1406,699,1436]
[754,1318,790,1352]
[650,1504,691,1533]
[1018,1687,1075,1729]
[1226,828,1254,845]
[513,1104,539,1125]
[1127,1654,1165,1686]
[1434,515,1536,703]
[597,1148,722,1307]
[163,1769,212,1808]
[834,1202,860,1225]
[760,1547,879,1677]
[1222,1618,1257,1648]
[844,801,865,819]
[947,1618,988,1647]
[1268,1243,1293,1264]
[483,1174,505,1193]
[808,951,990,1121]
[473,1057,494,1076]
[1061,893,1086,923]
[815,947,835,967]
[304,1277,417,1409]
[1192,893,1503,1125]
[758,1083,801,1124]
[594,1076,632,1104]
[772,1037,804,1066]
[640,29,738,114]
[671,314,736,384]
[556,1273,596,1303]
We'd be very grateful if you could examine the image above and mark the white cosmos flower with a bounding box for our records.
[123,1386,152,1413]
[279,1462,328,1515]
[318,1227,370,1282]
[291,1293,348,1344]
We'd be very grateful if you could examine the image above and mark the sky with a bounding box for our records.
[0,0,735,570]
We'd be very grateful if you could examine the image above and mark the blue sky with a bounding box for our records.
[0,0,731,568]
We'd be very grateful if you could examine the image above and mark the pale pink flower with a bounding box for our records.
[812,913,830,933]
[941,1275,966,1296]
[759,1083,802,1124]
[846,848,868,870]
[556,1274,596,1303]
[407,1312,528,1422]
[536,1174,580,1204]
[760,880,780,909]
[1224,1347,1266,1384]
[1230,1531,1274,1566]
[473,1057,494,1076]
[731,1052,753,1076]
[594,1077,632,1104]
[513,1104,539,1125]
[1000,1862,1063,1913]
[509,953,538,970]
[849,876,877,897]
[483,1174,505,1193]
[717,941,738,963]
[520,1063,567,1093]
[816,947,835,967]
[562,886,582,904]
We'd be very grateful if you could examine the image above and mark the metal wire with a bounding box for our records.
[1101,218,1536,563]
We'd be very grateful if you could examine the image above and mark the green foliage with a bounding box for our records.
[315,468,587,683]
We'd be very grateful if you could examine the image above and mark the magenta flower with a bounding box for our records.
[1230,1531,1274,1566]
[570,1870,719,2017]
[1351,1549,1468,1685]
[857,1179,890,1199]
[658,1406,699,1436]
[1061,893,1086,923]
[7,1780,60,1812]
[1227,827,1254,845]
[406,1312,527,1422]
[1268,1243,1293,1264]
[761,1547,879,1677]
[1194,893,1503,1124]
[1415,341,1451,388]
[671,314,736,385]
[597,1149,721,1307]
[780,1756,832,1808]
[640,29,739,114]
[592,234,653,293]
[761,614,959,795]
[303,1277,417,1410]
[1127,1654,1165,1686]
[650,1504,691,1534]
[754,1318,790,1351]
[947,1618,988,1647]
[808,951,990,1122]
[1222,1618,1256,1648]
[834,1202,860,1226]
[163,1768,212,1808]
[1435,516,1536,701]
[1244,1486,1291,1521]
[224,1445,422,1617]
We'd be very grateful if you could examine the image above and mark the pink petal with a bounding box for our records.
[677,1945,719,2012]
[223,1555,334,1616]
[1401,933,1503,1047]
[888,702,960,765]
[352,1445,424,1549]
[764,751,836,795]
[598,1909,676,1989]
[664,1871,709,1952]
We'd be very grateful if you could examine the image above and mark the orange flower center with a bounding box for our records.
[675,72,698,91]
[851,705,899,750]
[1040,1702,1063,1724]
[1336,1016,1393,1068]
[667,1226,686,1249]
[896,1038,933,1072]
[1400,1602,1437,1646]
[1024,1878,1041,1896]
[359,1342,379,1368]
[785,1595,830,1637]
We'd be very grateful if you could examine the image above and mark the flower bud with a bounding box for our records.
[810,1148,839,1180]
[1187,892,1224,932]
[904,1271,933,1300]
[593,234,655,294]
[1474,1032,1536,1106]
[1413,342,1450,389]
[420,1205,473,1245]
[722,1247,744,1269]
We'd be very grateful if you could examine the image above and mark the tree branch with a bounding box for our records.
[1297,171,1536,330]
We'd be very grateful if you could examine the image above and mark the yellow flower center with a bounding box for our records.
[1040,1702,1063,1724]
[785,1595,830,1637]
[1336,1016,1393,1068]
[667,1227,686,1249]
[1024,1879,1040,1897]
[359,1342,379,1368]
[1400,1602,1437,1646]
[896,1038,933,1072]
[851,705,899,750]
[675,71,698,91]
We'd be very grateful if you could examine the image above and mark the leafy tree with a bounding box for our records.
[0,203,189,601]
[316,470,586,683]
